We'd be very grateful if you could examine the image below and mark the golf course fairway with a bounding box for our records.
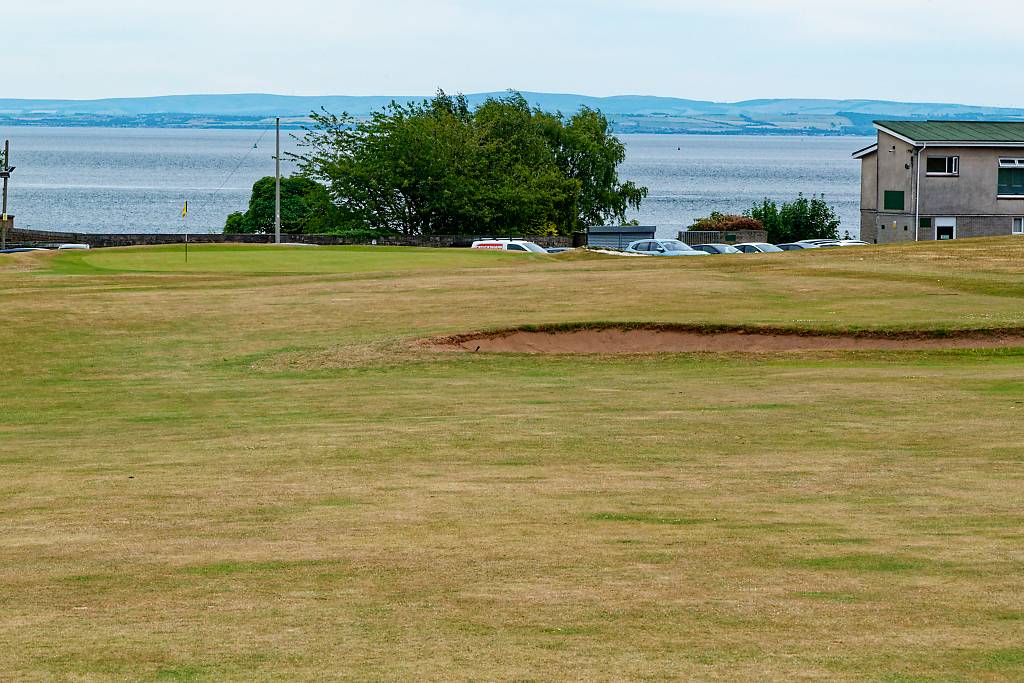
[2,240,1023,681]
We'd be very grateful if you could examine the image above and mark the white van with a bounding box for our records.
[470,239,548,253]
[57,243,91,250]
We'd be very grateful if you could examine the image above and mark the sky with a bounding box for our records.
[7,0,1021,106]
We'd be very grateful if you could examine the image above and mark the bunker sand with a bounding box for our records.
[431,326,1024,354]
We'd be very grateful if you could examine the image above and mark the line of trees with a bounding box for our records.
[226,91,647,237]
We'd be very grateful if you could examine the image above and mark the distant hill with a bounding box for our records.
[2,92,1023,135]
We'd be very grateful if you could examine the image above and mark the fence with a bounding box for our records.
[677,229,768,246]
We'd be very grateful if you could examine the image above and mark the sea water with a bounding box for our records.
[0,126,869,238]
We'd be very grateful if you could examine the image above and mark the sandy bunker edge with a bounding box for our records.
[422,323,1024,354]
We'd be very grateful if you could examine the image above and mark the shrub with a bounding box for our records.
[747,194,840,243]
[688,212,763,232]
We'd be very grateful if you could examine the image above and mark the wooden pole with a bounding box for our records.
[275,117,281,244]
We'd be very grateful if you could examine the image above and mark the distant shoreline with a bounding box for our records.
[3,91,1022,137]
[0,119,876,137]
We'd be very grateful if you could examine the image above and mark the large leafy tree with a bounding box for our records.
[224,176,339,234]
[292,91,647,236]
[543,107,647,229]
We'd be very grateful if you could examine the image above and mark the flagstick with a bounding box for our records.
[183,202,188,263]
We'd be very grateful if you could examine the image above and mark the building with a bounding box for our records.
[855,121,1024,243]
[587,225,656,249]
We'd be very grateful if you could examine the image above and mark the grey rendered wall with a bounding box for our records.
[920,147,1024,217]
[876,131,916,216]
[861,153,878,211]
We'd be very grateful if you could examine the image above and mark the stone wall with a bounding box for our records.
[8,228,576,249]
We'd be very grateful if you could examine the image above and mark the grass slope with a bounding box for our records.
[1,240,1023,681]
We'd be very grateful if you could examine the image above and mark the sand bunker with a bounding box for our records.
[427,325,1024,354]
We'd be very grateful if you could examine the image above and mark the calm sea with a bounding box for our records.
[0,127,870,238]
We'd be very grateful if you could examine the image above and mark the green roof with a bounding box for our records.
[876,120,1024,143]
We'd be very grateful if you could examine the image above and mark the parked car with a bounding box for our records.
[0,247,48,254]
[624,239,709,256]
[57,243,91,250]
[692,244,741,255]
[837,240,869,246]
[797,239,842,248]
[734,242,784,254]
[545,247,575,254]
[776,242,820,251]
[470,239,548,253]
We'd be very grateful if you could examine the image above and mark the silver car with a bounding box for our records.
[692,243,742,255]
[625,239,709,256]
[734,242,784,253]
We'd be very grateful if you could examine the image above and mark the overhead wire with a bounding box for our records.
[212,124,275,195]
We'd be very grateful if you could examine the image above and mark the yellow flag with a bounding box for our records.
[182,201,188,218]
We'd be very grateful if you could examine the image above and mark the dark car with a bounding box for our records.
[545,247,575,254]
[776,243,819,251]
[692,244,741,255]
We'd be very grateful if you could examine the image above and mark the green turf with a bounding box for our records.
[50,243,552,275]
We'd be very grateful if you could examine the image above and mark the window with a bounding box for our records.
[1014,218,1024,235]
[884,191,905,211]
[506,244,527,251]
[999,159,1024,197]
[926,156,959,175]
[920,217,932,229]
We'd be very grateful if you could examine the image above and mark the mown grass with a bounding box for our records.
[2,239,1024,681]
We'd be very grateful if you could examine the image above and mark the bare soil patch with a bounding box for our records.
[427,324,1024,354]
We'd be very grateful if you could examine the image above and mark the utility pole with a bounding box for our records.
[1,140,14,251]
[274,117,281,244]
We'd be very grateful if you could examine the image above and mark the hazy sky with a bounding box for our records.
[8,0,1021,105]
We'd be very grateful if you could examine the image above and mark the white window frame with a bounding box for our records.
[1013,217,1024,235]
[926,155,959,176]
[998,159,1024,199]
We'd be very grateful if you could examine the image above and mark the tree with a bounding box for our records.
[748,194,840,243]
[292,91,648,236]
[542,107,647,229]
[224,176,341,234]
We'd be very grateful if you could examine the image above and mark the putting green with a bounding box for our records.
[50,243,555,275]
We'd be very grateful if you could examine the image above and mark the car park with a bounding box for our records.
[471,239,548,253]
[734,242,784,253]
[692,244,741,255]
[624,239,709,256]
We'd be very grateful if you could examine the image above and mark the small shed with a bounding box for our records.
[587,225,656,249]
